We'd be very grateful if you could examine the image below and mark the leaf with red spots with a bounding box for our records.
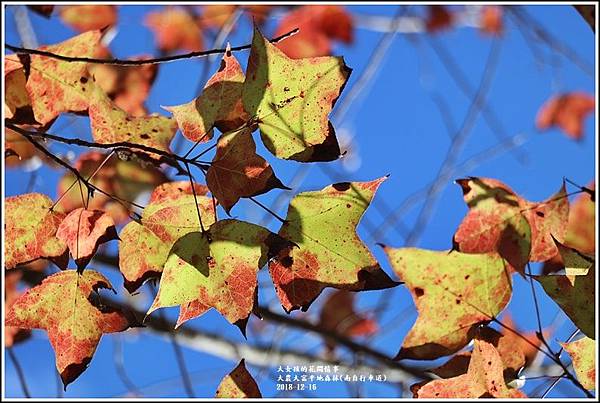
[56,208,118,272]
[274,5,353,59]
[88,84,177,159]
[215,359,262,398]
[426,5,454,33]
[206,127,287,213]
[55,151,167,224]
[5,270,134,388]
[535,260,595,339]
[243,26,351,162]
[269,177,399,313]
[480,6,504,36]
[144,6,203,53]
[453,178,569,272]
[411,337,527,398]
[119,186,215,293]
[522,181,570,262]
[5,193,69,270]
[148,219,290,334]
[163,45,249,142]
[383,247,512,360]
[23,30,101,125]
[148,180,209,203]
[60,5,118,32]
[561,336,596,391]
[5,271,31,347]
[536,92,595,140]
[318,290,378,353]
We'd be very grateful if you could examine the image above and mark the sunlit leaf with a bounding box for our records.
[561,336,596,391]
[149,219,290,333]
[243,26,351,162]
[384,247,512,360]
[5,270,135,388]
[5,193,68,270]
[164,45,249,142]
[411,337,527,398]
[25,31,101,125]
[56,208,118,271]
[270,178,399,313]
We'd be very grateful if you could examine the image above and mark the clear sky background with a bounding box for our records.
[3,4,596,398]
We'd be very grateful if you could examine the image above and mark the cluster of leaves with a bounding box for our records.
[3,4,596,398]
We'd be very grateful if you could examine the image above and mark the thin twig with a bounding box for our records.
[5,29,299,66]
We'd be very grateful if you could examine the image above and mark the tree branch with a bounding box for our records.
[5,29,299,66]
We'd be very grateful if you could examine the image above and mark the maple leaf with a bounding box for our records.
[56,208,118,272]
[453,178,569,272]
[480,6,504,36]
[564,181,595,254]
[89,47,158,117]
[243,26,351,162]
[119,186,215,293]
[411,337,527,398]
[274,5,354,59]
[427,320,541,384]
[215,359,262,398]
[148,180,209,203]
[269,178,399,313]
[5,271,31,347]
[536,92,595,140]
[88,83,178,159]
[5,193,69,270]
[59,5,118,32]
[149,219,291,334]
[144,6,203,53]
[561,336,596,391]
[426,5,454,33]
[384,247,512,360]
[535,263,595,339]
[206,127,287,213]
[318,290,378,353]
[4,55,37,125]
[163,45,249,142]
[5,270,135,388]
[23,30,101,125]
[55,151,167,224]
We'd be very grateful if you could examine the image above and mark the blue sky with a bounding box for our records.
[3,4,596,398]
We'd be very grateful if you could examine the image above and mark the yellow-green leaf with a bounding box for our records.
[148,219,290,333]
[242,26,350,162]
[561,336,596,391]
[5,193,68,270]
[384,247,512,360]
[269,178,399,313]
